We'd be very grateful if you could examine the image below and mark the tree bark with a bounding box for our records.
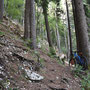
[0,0,4,21]
[73,0,90,63]
[24,0,30,39]
[30,0,37,49]
[64,24,68,60]
[43,11,52,47]
[56,23,61,54]
[65,0,73,56]
[71,0,79,51]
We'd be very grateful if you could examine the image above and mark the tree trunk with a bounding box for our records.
[56,23,61,54]
[24,0,30,39]
[43,11,52,47]
[0,0,4,21]
[30,0,37,49]
[67,26,70,61]
[71,0,79,51]
[36,7,40,37]
[65,0,73,56]
[73,0,90,63]
[64,24,68,60]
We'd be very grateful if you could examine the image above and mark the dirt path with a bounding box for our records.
[0,21,81,90]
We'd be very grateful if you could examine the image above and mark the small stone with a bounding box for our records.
[56,77,59,80]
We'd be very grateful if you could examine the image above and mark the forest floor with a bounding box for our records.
[0,17,81,90]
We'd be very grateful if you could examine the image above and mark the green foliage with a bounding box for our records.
[84,4,90,18]
[48,47,56,58]
[0,31,5,36]
[61,47,67,54]
[35,0,41,6]
[23,39,31,50]
[4,0,24,23]
[81,73,90,90]
[49,47,56,55]
[73,66,90,90]
[87,0,90,4]
[34,50,39,56]
[83,0,90,18]
[8,88,18,90]
[39,58,45,66]
[41,0,49,14]
[51,0,61,5]
[73,65,83,75]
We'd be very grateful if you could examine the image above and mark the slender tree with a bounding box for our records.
[24,0,30,39]
[72,0,90,64]
[0,0,4,21]
[55,0,61,54]
[65,0,73,56]
[41,0,53,47]
[30,0,37,49]
[71,0,79,50]
[56,23,61,54]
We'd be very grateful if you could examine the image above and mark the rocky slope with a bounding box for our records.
[0,17,81,90]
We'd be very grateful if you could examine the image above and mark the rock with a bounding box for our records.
[56,77,59,80]
[23,61,33,70]
[25,69,44,81]
[0,65,6,79]
[0,66,3,70]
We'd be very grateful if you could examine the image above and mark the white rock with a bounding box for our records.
[25,69,44,81]
[56,77,59,80]
[9,52,12,55]
[0,66,3,70]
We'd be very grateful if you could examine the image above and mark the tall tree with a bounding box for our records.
[65,0,73,56]
[24,0,30,39]
[30,0,37,49]
[71,0,79,51]
[72,0,90,64]
[0,0,4,21]
[55,0,61,54]
[41,0,53,47]
[56,23,61,54]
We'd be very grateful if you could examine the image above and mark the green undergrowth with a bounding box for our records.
[0,31,5,36]
[48,47,56,58]
[8,88,18,90]
[23,39,31,51]
[34,50,45,65]
[0,21,2,24]
[72,66,90,90]
[49,47,56,55]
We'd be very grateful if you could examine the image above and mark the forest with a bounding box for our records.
[0,0,90,90]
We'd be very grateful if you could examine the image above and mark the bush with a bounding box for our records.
[73,66,90,90]
[49,47,56,55]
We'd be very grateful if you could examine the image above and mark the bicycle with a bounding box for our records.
[69,51,88,70]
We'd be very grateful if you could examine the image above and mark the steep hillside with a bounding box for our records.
[0,18,81,90]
